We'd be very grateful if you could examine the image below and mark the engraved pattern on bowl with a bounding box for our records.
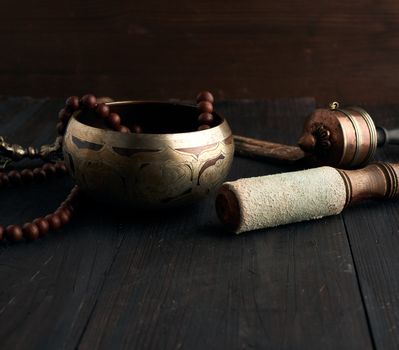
[62,101,234,208]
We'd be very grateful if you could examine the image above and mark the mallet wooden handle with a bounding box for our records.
[338,162,399,206]
[216,162,399,234]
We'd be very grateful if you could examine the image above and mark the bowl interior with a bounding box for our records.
[77,101,223,134]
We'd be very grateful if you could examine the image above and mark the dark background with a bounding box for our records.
[1,0,398,104]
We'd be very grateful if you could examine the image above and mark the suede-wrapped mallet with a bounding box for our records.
[216,162,399,234]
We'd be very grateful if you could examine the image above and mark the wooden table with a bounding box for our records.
[1,97,399,350]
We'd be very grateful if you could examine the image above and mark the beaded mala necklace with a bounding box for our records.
[58,91,215,133]
[0,91,215,244]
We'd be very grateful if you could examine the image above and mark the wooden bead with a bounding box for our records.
[80,94,97,109]
[21,169,34,183]
[56,122,66,135]
[198,101,213,113]
[55,162,68,175]
[66,187,80,203]
[196,91,214,104]
[42,163,57,177]
[59,201,71,210]
[71,185,80,195]
[64,202,75,214]
[64,207,72,217]
[116,125,130,133]
[65,96,80,111]
[33,218,49,236]
[68,184,78,197]
[0,174,9,187]
[107,113,121,128]
[58,108,71,123]
[45,214,62,231]
[96,103,110,119]
[198,113,214,125]
[22,223,40,241]
[33,168,47,181]
[55,209,70,225]
[65,196,76,206]
[198,124,211,131]
[8,170,22,185]
[58,205,72,218]
[0,225,4,241]
[6,225,23,242]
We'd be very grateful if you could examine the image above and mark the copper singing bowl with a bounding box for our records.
[62,101,234,208]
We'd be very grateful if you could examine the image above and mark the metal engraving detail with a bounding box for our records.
[63,104,234,209]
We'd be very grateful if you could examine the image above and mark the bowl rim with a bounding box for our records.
[67,100,232,149]
[73,100,228,137]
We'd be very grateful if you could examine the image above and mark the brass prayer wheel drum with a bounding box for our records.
[298,102,378,168]
[62,101,234,208]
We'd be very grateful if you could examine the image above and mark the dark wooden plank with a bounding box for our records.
[73,99,373,349]
[341,104,399,350]
[0,98,126,350]
[0,97,48,139]
[1,1,399,103]
[0,97,377,349]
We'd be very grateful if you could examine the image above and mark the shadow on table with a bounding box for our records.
[74,194,228,234]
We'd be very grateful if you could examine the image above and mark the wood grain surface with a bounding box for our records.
[1,1,399,103]
[0,97,398,349]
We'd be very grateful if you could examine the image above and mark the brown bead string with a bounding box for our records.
[58,92,216,135]
[57,94,143,136]
[0,91,217,244]
[196,91,215,131]
[0,162,78,243]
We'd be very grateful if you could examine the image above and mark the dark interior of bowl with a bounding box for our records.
[77,102,223,134]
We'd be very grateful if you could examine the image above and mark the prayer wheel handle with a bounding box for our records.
[377,127,399,146]
[298,101,399,168]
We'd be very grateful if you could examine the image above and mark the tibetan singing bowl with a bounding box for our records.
[63,101,234,208]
